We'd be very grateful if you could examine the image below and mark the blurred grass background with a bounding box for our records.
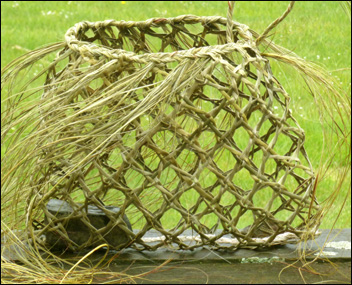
[1,1,351,229]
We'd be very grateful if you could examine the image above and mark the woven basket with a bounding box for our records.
[25,2,320,251]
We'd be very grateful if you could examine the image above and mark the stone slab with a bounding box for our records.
[98,228,351,264]
[44,199,132,251]
[2,229,351,263]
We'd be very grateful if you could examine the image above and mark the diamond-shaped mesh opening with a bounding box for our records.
[214,148,237,172]
[237,210,254,229]
[180,188,200,210]
[176,114,200,135]
[198,131,217,150]
[176,149,198,172]
[125,169,145,189]
[159,167,178,189]
[140,146,160,171]
[232,167,255,191]
[198,213,220,232]
[252,187,276,209]
[219,190,238,208]
[153,130,178,153]
[233,127,251,151]
[160,208,183,230]
[199,168,218,189]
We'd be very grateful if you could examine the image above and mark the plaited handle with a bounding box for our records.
[226,1,235,43]
[256,1,295,46]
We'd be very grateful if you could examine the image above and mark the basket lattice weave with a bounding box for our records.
[28,8,320,251]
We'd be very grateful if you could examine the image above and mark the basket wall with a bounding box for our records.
[29,16,320,251]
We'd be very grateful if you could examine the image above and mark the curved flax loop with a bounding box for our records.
[256,1,295,46]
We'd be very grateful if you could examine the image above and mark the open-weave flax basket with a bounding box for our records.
[14,2,321,251]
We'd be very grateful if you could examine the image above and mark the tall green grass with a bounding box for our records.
[1,1,350,230]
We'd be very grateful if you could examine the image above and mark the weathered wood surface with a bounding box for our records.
[106,261,351,284]
[1,229,351,283]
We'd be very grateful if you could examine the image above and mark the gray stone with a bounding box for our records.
[44,199,132,251]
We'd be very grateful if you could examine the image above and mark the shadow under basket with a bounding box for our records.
[27,15,321,252]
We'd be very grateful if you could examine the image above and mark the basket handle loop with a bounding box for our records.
[256,1,295,46]
[226,1,235,43]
